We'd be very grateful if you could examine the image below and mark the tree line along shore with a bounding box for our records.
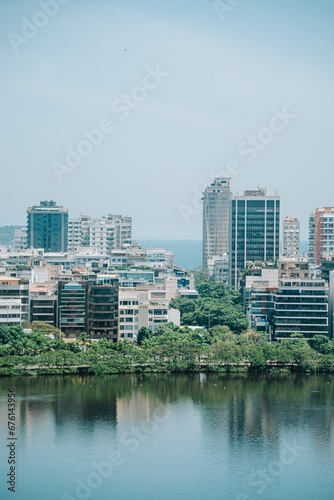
[1,281,334,376]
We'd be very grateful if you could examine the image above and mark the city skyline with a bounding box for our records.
[1,189,331,244]
[1,1,334,239]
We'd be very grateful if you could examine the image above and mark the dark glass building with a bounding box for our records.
[57,281,88,337]
[229,189,280,288]
[27,200,68,252]
[87,277,119,342]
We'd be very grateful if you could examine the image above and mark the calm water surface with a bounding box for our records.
[0,373,333,500]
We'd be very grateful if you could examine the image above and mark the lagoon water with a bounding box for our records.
[0,374,333,500]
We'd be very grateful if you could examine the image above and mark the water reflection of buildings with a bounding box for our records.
[8,378,118,443]
[116,389,167,436]
[2,376,334,463]
[4,378,170,449]
[195,376,334,465]
[117,392,151,421]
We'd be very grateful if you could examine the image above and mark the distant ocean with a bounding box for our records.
[138,240,202,270]
[138,240,309,271]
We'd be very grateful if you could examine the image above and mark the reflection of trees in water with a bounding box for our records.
[2,374,334,451]
[131,373,334,456]
[7,375,135,431]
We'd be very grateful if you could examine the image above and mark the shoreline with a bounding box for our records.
[1,361,333,377]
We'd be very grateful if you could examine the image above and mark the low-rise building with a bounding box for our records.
[0,299,22,326]
[0,277,30,322]
[119,284,180,340]
[278,257,310,280]
[29,285,57,325]
[320,253,334,283]
[273,279,329,339]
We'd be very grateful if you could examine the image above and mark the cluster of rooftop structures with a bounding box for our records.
[202,178,334,339]
[0,200,198,340]
[3,189,334,342]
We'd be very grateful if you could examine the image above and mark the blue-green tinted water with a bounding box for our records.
[0,374,333,500]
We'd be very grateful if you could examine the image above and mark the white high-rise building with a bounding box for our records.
[67,218,81,253]
[282,217,300,258]
[14,227,28,250]
[202,178,231,269]
[89,219,111,254]
[67,214,132,253]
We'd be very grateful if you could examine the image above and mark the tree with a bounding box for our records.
[75,333,90,351]
[29,322,64,341]
[172,281,248,333]
[193,268,210,286]
[137,327,152,346]
[309,335,333,355]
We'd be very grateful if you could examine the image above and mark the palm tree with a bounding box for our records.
[75,333,90,351]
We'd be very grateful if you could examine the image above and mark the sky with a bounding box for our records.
[0,0,333,240]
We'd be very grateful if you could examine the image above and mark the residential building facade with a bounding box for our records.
[309,207,334,265]
[0,277,30,322]
[273,279,329,339]
[87,277,119,342]
[67,214,132,253]
[282,216,300,258]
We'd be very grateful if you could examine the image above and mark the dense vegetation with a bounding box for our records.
[1,323,334,376]
[170,280,249,332]
[1,280,333,376]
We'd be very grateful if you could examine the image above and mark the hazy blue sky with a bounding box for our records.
[1,0,333,239]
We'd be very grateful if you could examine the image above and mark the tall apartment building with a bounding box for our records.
[27,200,68,252]
[309,207,334,264]
[202,178,231,268]
[57,281,88,337]
[87,277,119,342]
[89,219,111,254]
[229,188,280,289]
[57,277,119,340]
[67,214,132,253]
[282,217,300,257]
[111,215,132,249]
